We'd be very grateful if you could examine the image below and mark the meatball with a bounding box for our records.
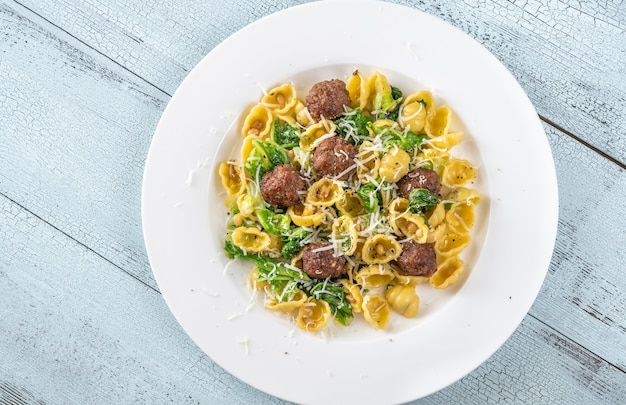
[301,243,346,279]
[311,136,356,180]
[396,240,437,277]
[397,168,442,198]
[260,164,307,208]
[305,79,350,121]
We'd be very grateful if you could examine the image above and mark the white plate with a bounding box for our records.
[142,1,558,404]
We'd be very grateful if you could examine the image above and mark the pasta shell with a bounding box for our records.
[300,120,336,151]
[441,158,477,188]
[361,235,402,264]
[425,105,451,138]
[287,204,325,227]
[266,290,308,312]
[385,284,420,318]
[231,226,271,253]
[241,104,273,138]
[346,70,371,110]
[430,256,465,289]
[296,299,331,332]
[261,83,297,115]
[378,146,410,183]
[362,294,391,329]
[305,178,345,207]
[400,91,432,132]
[219,161,246,197]
[355,264,395,288]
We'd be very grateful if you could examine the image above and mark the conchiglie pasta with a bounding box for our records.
[430,256,464,289]
[241,104,273,138]
[356,141,380,181]
[388,197,410,217]
[346,70,370,110]
[331,216,359,255]
[391,270,426,287]
[266,234,283,257]
[378,146,410,183]
[231,226,271,253]
[425,105,451,138]
[266,290,307,312]
[222,72,482,333]
[419,149,450,177]
[361,234,402,264]
[369,72,394,112]
[287,204,325,227]
[427,131,463,151]
[445,202,476,235]
[447,187,483,206]
[385,284,420,318]
[427,203,446,229]
[294,100,313,127]
[261,83,297,115]
[305,178,344,207]
[391,213,429,244]
[362,294,391,329]
[339,279,363,313]
[300,120,336,150]
[400,91,432,132]
[336,189,366,217]
[435,230,471,258]
[296,299,331,332]
[355,264,395,288]
[240,134,258,163]
[219,161,246,197]
[441,158,477,188]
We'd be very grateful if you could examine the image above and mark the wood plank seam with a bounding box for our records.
[12,0,625,175]
[3,189,624,383]
[540,115,626,170]
[11,0,172,99]
[530,312,626,374]
[0,191,160,295]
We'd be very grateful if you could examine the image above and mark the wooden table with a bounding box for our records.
[1,0,625,403]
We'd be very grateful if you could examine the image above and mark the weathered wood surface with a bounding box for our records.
[15,0,626,163]
[1,192,624,404]
[1,0,625,403]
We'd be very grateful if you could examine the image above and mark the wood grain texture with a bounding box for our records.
[13,0,626,164]
[0,3,165,290]
[1,0,625,403]
[530,124,626,372]
[1,195,624,404]
[0,195,285,405]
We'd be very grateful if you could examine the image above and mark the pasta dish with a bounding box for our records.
[218,70,481,332]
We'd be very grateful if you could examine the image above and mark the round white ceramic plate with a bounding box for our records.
[142,1,558,404]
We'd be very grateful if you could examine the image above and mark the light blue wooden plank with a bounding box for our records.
[0,195,285,405]
[423,318,626,405]
[15,0,626,163]
[1,0,625,378]
[1,195,624,404]
[529,123,626,371]
[392,0,626,164]
[0,3,164,289]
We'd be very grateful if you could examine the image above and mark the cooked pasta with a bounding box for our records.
[220,70,482,333]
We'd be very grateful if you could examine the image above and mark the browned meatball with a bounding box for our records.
[397,168,442,198]
[311,136,356,180]
[396,240,437,277]
[260,164,307,208]
[305,79,350,121]
[301,243,346,279]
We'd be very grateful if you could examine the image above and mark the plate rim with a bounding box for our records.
[141,1,559,403]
